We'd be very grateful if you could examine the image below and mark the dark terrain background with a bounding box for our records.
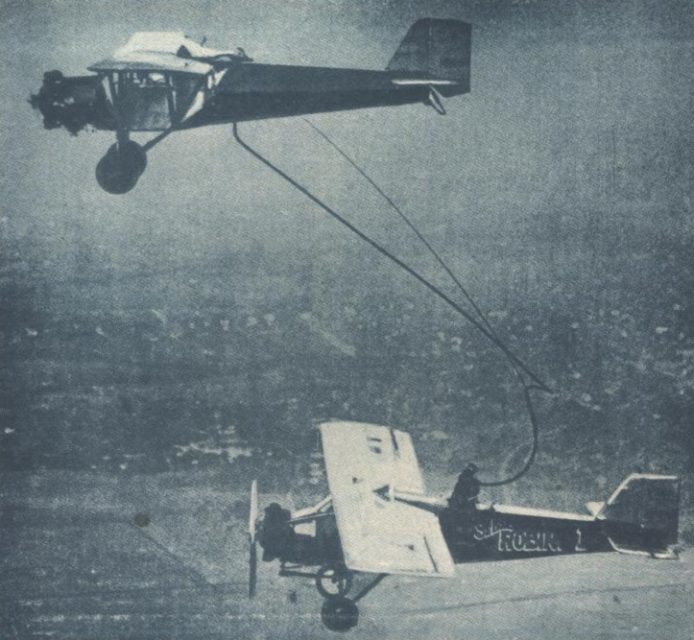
[1,1,693,637]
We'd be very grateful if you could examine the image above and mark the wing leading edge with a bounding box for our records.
[320,421,455,578]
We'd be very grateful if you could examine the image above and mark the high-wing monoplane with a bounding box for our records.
[30,19,471,194]
[250,421,680,632]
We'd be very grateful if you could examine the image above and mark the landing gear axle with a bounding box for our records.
[315,566,353,599]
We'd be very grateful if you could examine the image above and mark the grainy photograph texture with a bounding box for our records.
[1,0,693,638]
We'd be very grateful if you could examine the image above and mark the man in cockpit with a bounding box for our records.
[449,463,480,515]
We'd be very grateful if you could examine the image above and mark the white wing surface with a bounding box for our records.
[89,53,213,75]
[320,421,454,577]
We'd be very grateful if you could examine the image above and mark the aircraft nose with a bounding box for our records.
[29,70,97,135]
[30,70,67,129]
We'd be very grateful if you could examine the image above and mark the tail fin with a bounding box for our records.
[600,474,680,558]
[387,19,471,95]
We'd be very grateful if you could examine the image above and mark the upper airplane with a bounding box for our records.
[30,19,472,194]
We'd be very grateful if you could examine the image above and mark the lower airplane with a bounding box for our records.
[249,421,681,632]
[30,18,471,194]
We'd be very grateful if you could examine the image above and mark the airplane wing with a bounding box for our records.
[320,421,455,578]
[89,52,213,75]
[88,32,239,76]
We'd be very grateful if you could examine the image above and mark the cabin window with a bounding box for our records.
[104,70,201,131]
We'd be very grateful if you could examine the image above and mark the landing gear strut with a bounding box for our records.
[317,571,386,631]
[316,565,357,630]
[95,135,147,194]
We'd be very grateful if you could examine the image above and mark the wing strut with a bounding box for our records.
[353,573,387,603]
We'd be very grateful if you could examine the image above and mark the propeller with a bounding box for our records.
[248,479,258,598]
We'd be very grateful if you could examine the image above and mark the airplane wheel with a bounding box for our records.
[315,566,353,599]
[321,597,359,632]
[95,141,146,194]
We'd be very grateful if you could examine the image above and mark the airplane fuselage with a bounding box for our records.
[439,505,612,563]
[32,64,446,137]
[265,492,677,573]
[186,64,444,127]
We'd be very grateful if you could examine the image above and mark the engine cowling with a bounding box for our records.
[30,70,107,135]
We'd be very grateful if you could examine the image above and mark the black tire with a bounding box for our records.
[95,141,147,194]
[320,597,359,632]
[315,566,353,599]
[123,140,147,176]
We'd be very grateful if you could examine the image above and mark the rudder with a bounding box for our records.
[600,473,680,558]
[387,19,471,94]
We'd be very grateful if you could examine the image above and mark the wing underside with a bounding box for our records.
[89,53,213,75]
[320,421,454,578]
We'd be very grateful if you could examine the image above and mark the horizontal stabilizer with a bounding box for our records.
[585,501,604,517]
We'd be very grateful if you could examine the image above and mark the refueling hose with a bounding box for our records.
[232,122,553,486]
